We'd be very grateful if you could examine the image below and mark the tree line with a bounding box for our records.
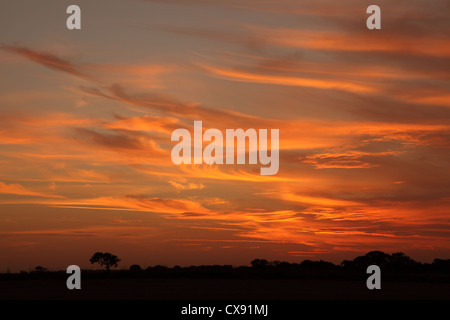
[2,251,449,281]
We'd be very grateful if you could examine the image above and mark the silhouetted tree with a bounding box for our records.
[301,260,336,270]
[89,252,121,271]
[34,266,47,272]
[389,252,419,272]
[340,251,425,273]
[432,259,450,273]
[363,251,391,266]
[270,260,282,267]
[251,259,269,268]
[341,251,391,271]
[129,264,142,272]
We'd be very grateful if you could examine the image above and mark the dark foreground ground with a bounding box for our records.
[1,278,449,300]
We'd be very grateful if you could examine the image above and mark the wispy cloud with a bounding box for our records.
[0,181,63,198]
[0,45,89,78]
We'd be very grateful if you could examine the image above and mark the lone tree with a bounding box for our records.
[89,252,121,271]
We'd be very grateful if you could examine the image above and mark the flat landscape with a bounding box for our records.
[1,278,449,300]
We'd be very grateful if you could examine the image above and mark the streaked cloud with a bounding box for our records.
[0,181,63,198]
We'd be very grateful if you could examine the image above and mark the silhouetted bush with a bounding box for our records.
[34,266,47,272]
[251,259,269,268]
[129,264,142,272]
[432,259,450,273]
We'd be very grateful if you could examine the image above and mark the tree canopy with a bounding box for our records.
[89,252,121,271]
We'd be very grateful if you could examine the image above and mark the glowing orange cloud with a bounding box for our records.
[199,63,376,94]
[0,182,63,198]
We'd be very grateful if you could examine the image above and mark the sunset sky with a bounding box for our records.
[1,0,450,272]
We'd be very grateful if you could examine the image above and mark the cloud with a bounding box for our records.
[104,115,180,134]
[279,192,363,207]
[0,225,160,239]
[0,181,62,198]
[258,27,450,57]
[43,195,214,218]
[198,63,376,94]
[102,84,265,128]
[299,151,403,169]
[0,112,98,145]
[169,181,205,191]
[0,45,88,78]
[74,128,148,151]
[1,45,174,88]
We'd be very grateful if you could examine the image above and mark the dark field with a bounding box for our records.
[3,252,449,300]
[1,278,449,300]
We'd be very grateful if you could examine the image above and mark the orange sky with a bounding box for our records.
[0,0,450,271]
